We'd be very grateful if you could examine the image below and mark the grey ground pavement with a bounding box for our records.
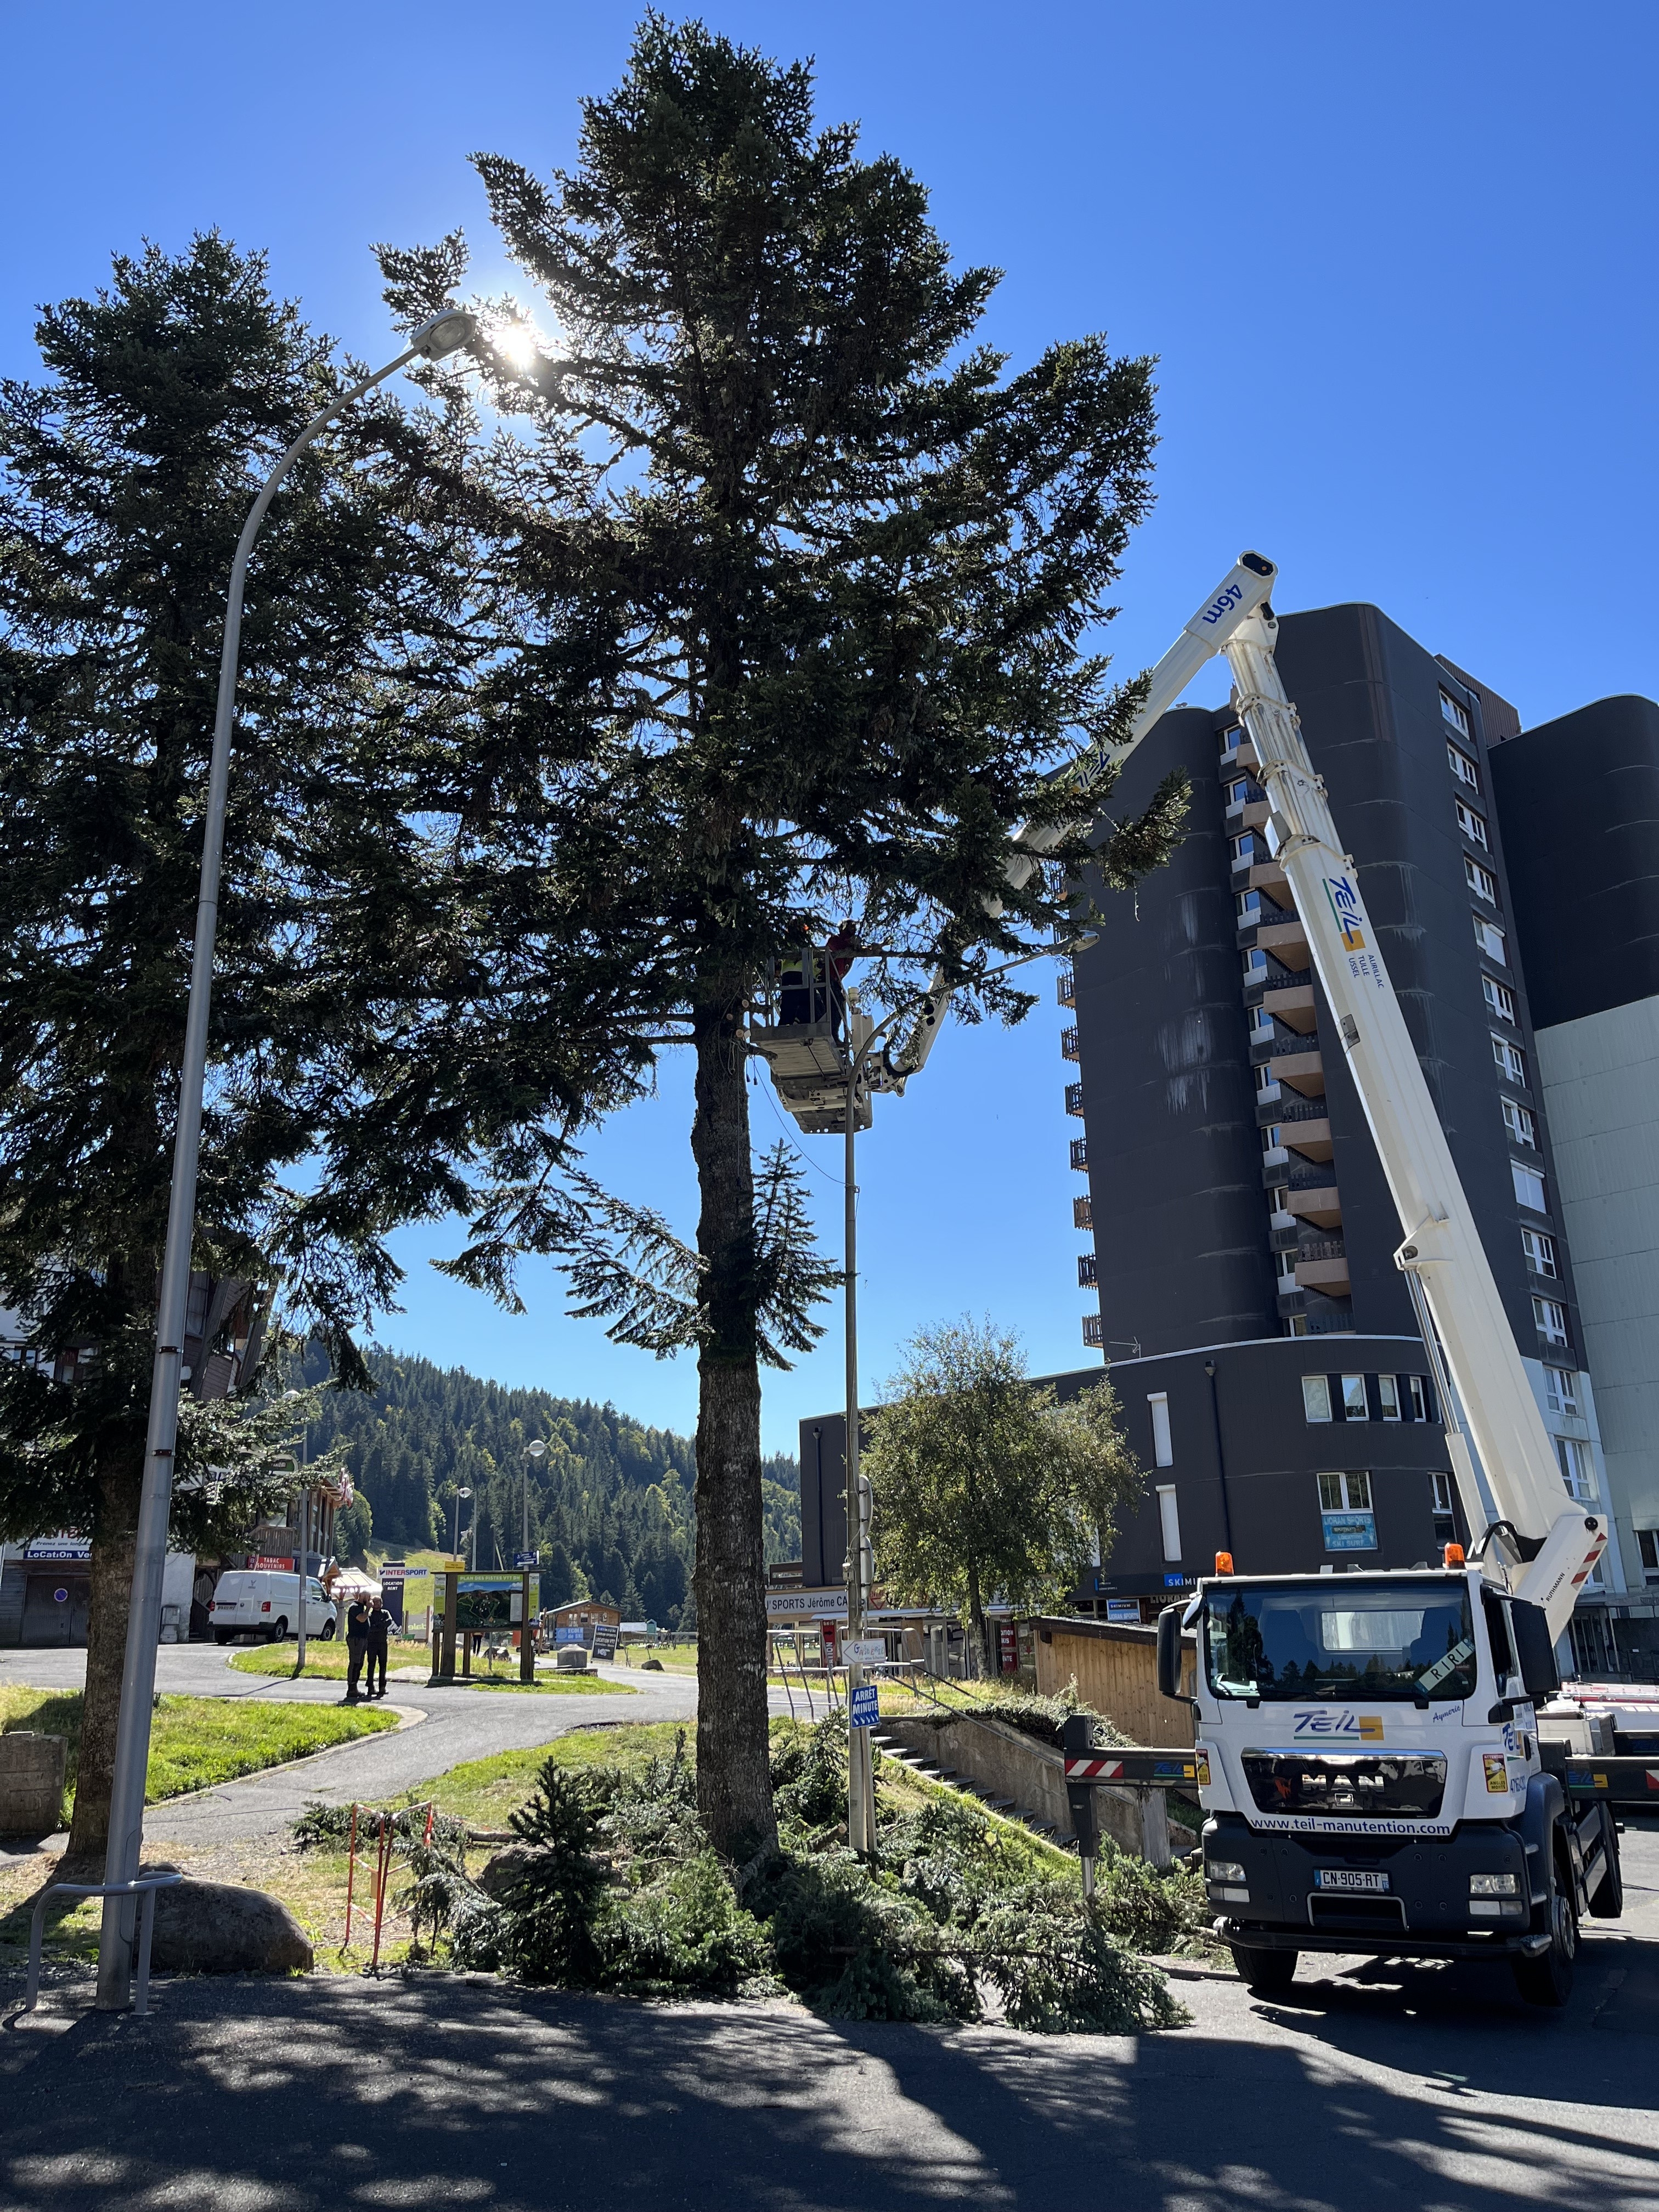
[5,1649,1659,2210]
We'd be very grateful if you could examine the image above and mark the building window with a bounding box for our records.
[1318,1471,1376,1550]
[1285,1314,1310,1338]
[1502,1098,1537,1148]
[1242,946,1268,984]
[1255,1064,1279,1097]
[1447,742,1480,790]
[1157,1484,1182,1563]
[1340,1374,1368,1420]
[1276,1249,1299,1288]
[1303,1374,1333,1422]
[1407,1374,1432,1422]
[1224,776,1249,811]
[1230,832,1254,865]
[1148,1392,1173,1469]
[1492,1034,1528,1086]
[1474,916,1507,964]
[1637,1530,1659,1584]
[1220,726,1242,760]
[1378,1374,1401,1421]
[1268,1184,1290,1216]
[1532,1295,1570,1347]
[1455,799,1489,849]
[1250,1005,1275,1040]
[1484,977,1517,1024]
[1236,889,1261,923]
[1513,1161,1548,1212]
[1441,691,1472,738]
[1556,1436,1596,1503]
[1261,1123,1284,1154]
[1464,856,1499,906]
[1431,1471,1456,1516]
[1521,1227,1558,1279]
[1543,1365,1578,1417]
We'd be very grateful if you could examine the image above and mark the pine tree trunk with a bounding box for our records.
[64,1446,144,1867]
[690,993,776,1860]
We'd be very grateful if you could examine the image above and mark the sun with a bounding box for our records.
[494,321,543,374]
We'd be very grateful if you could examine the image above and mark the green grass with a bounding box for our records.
[226,1640,426,1680]
[0,1685,397,1819]
[466,1675,635,1695]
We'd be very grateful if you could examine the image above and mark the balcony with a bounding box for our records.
[1263,984,1318,1035]
[1255,916,1309,966]
[1260,1147,1290,1180]
[1246,859,1291,897]
[1073,1194,1093,1231]
[1070,1137,1088,1171]
[1295,1236,1351,1297]
[1064,1081,1085,1118]
[1078,1254,1099,1288]
[1082,1313,1104,1348]
[1060,1025,1080,1062]
[1283,1115,1333,1163]
[1057,968,1075,1008]
[1269,1049,1325,1097]
[1286,1182,1342,1230]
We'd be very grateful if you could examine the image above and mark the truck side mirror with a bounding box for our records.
[1156,1604,1187,1702]
[1509,1598,1560,1702]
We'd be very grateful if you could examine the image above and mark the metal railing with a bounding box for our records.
[23,1872,182,2018]
[1297,1237,1347,1261]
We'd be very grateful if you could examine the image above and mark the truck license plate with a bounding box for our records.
[1314,1869,1390,1892]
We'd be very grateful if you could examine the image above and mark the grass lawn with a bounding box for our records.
[0,1685,398,1822]
[226,1640,427,1680]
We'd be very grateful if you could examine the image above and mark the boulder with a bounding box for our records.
[477,1844,535,1903]
[554,1645,590,1672]
[148,1878,313,1974]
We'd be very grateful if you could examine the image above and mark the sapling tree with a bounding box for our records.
[373,15,1180,1852]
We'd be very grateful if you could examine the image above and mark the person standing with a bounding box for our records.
[345,1594,370,1702]
[364,1597,390,1700]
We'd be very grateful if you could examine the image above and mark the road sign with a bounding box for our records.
[512,1550,537,1570]
[842,1638,885,1665]
[849,1684,879,1729]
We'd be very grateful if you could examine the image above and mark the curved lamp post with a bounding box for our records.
[523,1439,546,1680]
[95,311,478,2009]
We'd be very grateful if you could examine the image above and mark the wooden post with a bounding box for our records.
[440,1570,456,1680]
[520,1569,534,1683]
[343,1802,359,1948]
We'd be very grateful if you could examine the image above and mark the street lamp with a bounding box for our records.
[452,1486,473,1559]
[523,1440,546,1682]
[94,310,478,2011]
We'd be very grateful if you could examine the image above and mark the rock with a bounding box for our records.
[554,1646,590,1672]
[148,1879,313,1974]
[641,1657,664,1672]
[477,1845,535,1903]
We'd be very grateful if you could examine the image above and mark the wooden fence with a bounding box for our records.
[1032,1615,1197,1747]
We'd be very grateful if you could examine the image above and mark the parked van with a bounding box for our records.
[208,1571,336,1645]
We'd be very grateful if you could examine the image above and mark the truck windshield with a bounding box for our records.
[1204,1580,1477,1702]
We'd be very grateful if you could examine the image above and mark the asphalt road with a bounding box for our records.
[5,1895,1659,2212]
[0,1643,698,1848]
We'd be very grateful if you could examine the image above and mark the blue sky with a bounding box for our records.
[7,3,1654,1453]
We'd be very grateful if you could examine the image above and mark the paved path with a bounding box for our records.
[0,1643,698,1848]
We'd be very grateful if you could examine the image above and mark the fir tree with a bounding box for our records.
[373,18,1177,1851]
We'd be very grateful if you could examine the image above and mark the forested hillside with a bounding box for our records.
[292,1347,800,1629]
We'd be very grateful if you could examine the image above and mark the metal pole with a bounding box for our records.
[843,1032,875,1857]
[94,317,473,2009]
[295,1417,308,1678]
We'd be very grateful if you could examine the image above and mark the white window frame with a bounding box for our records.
[1302,1374,1333,1423]
[1340,1374,1369,1421]
[1156,1483,1182,1563]
[1521,1226,1558,1279]
[1455,799,1489,849]
[1431,1471,1456,1517]
[1492,1034,1527,1085]
[1230,831,1257,866]
[1484,976,1517,1023]
[1543,1365,1578,1417]
[1378,1374,1401,1421]
[1556,1436,1596,1503]
[1408,1374,1431,1422]
[1513,1161,1548,1212]
[1235,889,1261,923]
[1318,1470,1373,1513]
[1147,1392,1173,1469]
[1475,916,1508,964]
[1532,1295,1569,1346]
[1261,1122,1283,1153]
[1242,946,1268,981]
[1501,1098,1537,1148]
[1465,856,1499,905]
[1448,742,1480,789]
[1441,691,1472,738]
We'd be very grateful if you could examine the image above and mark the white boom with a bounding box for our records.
[901,551,1605,1641]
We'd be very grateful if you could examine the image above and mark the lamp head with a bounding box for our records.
[410,309,477,361]
[527,1439,548,1460]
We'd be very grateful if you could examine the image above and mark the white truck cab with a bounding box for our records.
[208,1570,336,1646]
[1161,1558,1622,2004]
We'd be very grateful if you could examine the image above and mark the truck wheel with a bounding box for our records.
[1513,1856,1577,2007]
[1231,1943,1296,1994]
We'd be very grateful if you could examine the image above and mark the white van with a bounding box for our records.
[208,1571,337,1645]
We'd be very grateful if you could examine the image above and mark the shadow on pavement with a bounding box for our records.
[3,1966,1659,2212]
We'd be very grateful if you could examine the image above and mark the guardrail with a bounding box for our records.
[22,1872,183,2017]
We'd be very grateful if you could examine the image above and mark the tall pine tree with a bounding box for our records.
[375,16,1180,1853]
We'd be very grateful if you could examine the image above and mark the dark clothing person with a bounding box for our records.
[364,1600,390,1697]
[346,1598,370,1701]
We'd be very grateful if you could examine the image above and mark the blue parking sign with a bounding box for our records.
[850,1684,879,1730]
